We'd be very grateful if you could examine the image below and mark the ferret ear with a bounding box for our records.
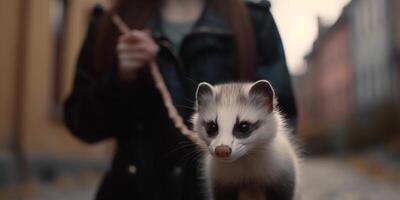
[249,80,275,111]
[196,82,214,106]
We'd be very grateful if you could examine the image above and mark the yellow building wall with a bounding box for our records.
[62,0,95,100]
[0,0,20,151]
[0,0,112,163]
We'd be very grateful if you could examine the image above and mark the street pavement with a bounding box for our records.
[27,187,95,200]
[22,157,400,200]
[300,157,400,200]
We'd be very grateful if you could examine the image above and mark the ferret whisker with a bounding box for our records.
[184,98,196,104]
[176,105,195,111]
[171,141,196,153]
[181,148,202,164]
[164,141,197,159]
[183,76,199,85]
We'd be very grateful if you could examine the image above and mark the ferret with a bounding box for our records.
[191,80,300,200]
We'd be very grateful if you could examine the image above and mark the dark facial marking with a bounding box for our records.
[203,118,218,137]
[233,117,261,139]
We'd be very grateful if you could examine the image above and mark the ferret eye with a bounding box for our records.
[238,122,251,133]
[205,121,218,137]
[234,120,259,138]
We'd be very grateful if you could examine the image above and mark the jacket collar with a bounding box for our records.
[147,4,232,40]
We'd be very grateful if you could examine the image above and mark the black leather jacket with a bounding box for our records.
[64,1,297,199]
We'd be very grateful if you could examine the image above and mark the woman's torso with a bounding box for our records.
[77,1,295,199]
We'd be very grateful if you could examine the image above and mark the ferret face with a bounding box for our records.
[192,80,278,162]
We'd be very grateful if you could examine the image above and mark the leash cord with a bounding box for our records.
[100,2,200,143]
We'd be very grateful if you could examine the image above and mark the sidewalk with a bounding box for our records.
[2,157,399,200]
[0,171,100,200]
[300,157,400,200]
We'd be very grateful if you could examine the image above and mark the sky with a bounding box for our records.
[270,0,351,75]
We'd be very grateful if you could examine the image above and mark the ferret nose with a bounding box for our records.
[215,145,232,158]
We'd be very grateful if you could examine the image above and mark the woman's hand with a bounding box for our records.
[116,30,159,81]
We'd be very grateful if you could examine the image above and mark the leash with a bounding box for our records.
[100,2,200,143]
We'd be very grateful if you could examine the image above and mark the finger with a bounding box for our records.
[122,40,158,55]
[117,42,136,52]
[119,29,155,44]
[118,51,152,64]
[119,32,137,42]
[119,30,143,43]
[131,30,155,43]
[117,42,158,56]
[142,29,152,36]
[118,51,152,62]
[117,42,145,52]
[119,59,144,69]
[147,42,160,55]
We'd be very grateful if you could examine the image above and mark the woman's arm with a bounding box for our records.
[248,2,298,128]
[64,6,138,143]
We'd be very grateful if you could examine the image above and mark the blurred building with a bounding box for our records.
[349,0,396,111]
[0,0,111,185]
[299,0,400,154]
[300,11,352,153]
[393,0,400,105]
[348,0,400,144]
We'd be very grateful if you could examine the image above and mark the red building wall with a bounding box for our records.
[394,0,400,105]
[304,17,352,125]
